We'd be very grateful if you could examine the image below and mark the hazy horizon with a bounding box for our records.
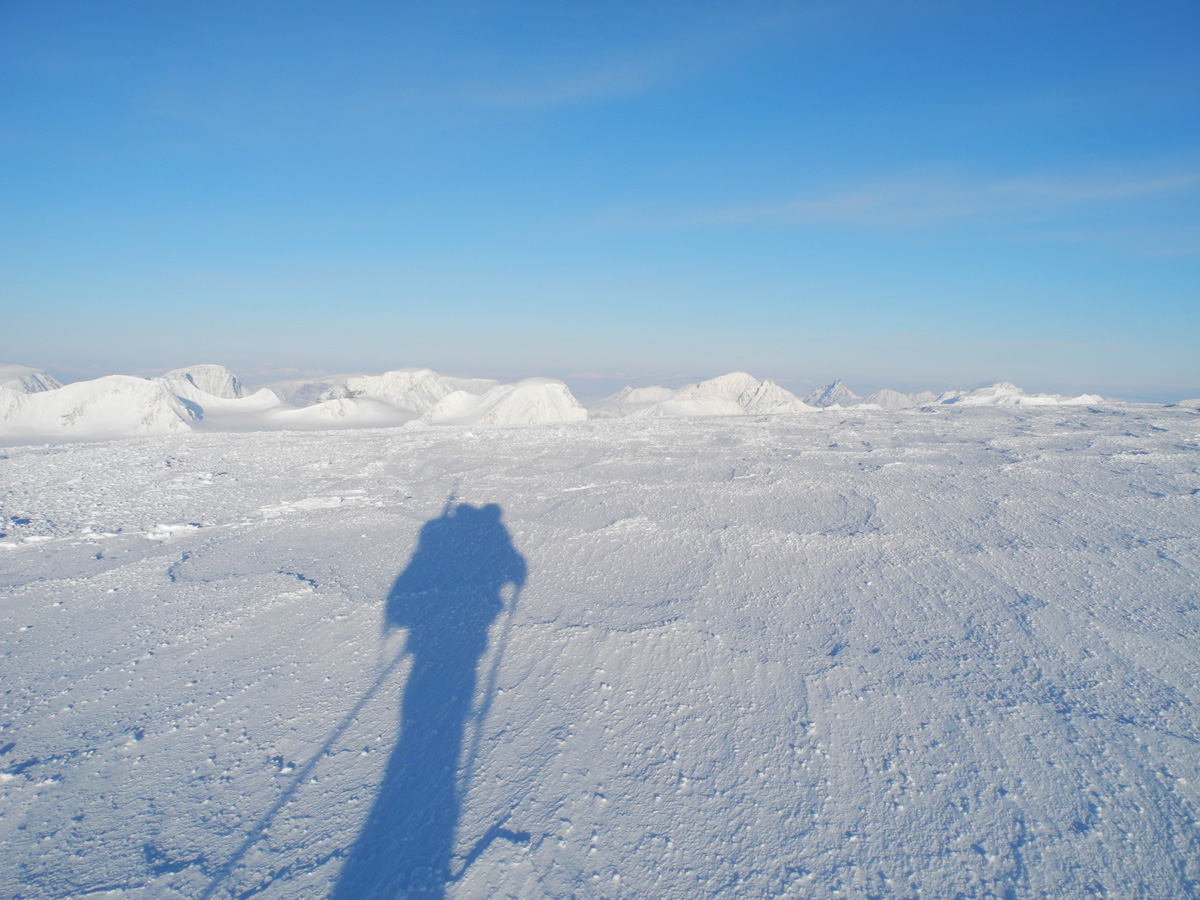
[3,2,1197,402]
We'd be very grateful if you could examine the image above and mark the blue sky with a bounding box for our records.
[1,1,1196,400]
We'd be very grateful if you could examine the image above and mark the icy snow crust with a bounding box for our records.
[1,406,1197,899]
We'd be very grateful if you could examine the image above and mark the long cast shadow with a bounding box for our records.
[332,501,526,900]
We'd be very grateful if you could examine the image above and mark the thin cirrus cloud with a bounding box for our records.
[428,5,810,114]
[135,8,771,143]
[976,340,1125,351]
[668,167,1199,233]
[459,52,679,112]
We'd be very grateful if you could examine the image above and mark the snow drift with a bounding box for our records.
[266,397,416,430]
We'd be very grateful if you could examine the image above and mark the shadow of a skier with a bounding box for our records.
[331,501,526,899]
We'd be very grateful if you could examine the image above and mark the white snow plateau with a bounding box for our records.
[0,362,1196,899]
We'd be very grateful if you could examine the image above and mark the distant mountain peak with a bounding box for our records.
[804,380,861,408]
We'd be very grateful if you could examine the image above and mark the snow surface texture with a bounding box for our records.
[1,406,1197,899]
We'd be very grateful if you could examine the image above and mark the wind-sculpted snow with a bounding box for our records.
[1,406,1196,899]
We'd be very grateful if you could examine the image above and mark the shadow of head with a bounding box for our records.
[385,501,527,655]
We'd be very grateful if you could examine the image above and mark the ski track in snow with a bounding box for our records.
[1,407,1197,899]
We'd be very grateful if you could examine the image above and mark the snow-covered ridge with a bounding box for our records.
[805,379,1102,411]
[0,375,197,439]
[0,364,62,394]
[0,364,589,442]
[161,364,246,400]
[0,363,1119,442]
[594,374,1105,419]
[804,379,860,408]
[594,372,814,418]
[343,367,500,415]
[422,377,587,426]
[941,381,1104,407]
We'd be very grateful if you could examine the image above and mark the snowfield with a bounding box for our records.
[1,404,1198,899]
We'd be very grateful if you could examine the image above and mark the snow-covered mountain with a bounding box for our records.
[161,364,247,399]
[944,381,1103,407]
[590,385,679,418]
[804,379,861,407]
[0,375,197,439]
[669,371,813,415]
[422,378,588,426]
[0,364,63,394]
[0,362,1124,443]
[808,381,1102,410]
[0,366,591,441]
[596,372,814,418]
[346,368,497,414]
[159,365,284,421]
[270,378,354,407]
[859,388,937,409]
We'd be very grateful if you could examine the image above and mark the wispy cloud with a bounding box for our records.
[459,53,675,111]
[975,340,1125,352]
[682,168,1198,229]
[455,4,821,113]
